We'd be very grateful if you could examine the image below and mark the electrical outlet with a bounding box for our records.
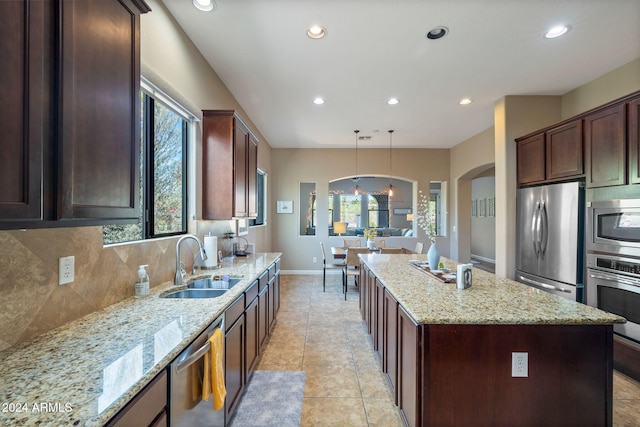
[512,352,528,377]
[312,257,317,263]
[59,256,75,285]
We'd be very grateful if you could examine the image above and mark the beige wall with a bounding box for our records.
[562,58,640,119]
[272,148,450,271]
[449,127,495,262]
[0,0,273,349]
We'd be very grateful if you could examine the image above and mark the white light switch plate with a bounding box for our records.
[59,256,75,285]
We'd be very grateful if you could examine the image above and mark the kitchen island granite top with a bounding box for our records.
[361,253,624,326]
[0,253,281,427]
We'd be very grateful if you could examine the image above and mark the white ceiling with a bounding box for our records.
[162,0,640,149]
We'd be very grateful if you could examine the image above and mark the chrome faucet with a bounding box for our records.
[174,234,208,286]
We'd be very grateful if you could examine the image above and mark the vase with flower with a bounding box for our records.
[416,189,439,269]
[363,228,377,249]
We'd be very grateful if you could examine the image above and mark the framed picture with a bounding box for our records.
[471,199,477,217]
[277,200,293,214]
[478,198,486,217]
[488,197,495,217]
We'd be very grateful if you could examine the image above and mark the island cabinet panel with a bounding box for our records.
[423,324,613,427]
[629,95,640,184]
[383,289,399,403]
[517,133,545,186]
[202,110,258,220]
[398,305,421,427]
[545,119,583,180]
[366,268,377,335]
[360,264,370,321]
[374,278,385,359]
[584,103,627,188]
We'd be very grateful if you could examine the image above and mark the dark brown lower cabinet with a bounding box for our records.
[258,285,269,349]
[108,370,167,427]
[383,289,399,403]
[398,305,420,427]
[374,279,385,360]
[245,296,259,379]
[224,314,244,419]
[268,276,276,329]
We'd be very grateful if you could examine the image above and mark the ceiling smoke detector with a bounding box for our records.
[426,26,449,40]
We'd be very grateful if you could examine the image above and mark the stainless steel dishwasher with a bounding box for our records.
[169,315,225,427]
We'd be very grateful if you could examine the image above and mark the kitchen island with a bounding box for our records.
[358,253,625,427]
[0,253,281,427]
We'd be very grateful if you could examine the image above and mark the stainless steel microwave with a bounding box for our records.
[587,199,640,257]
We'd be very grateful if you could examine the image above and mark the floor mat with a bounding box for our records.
[228,370,306,427]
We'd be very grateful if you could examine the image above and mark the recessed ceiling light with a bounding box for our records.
[545,25,571,39]
[312,97,325,105]
[426,26,449,40]
[192,0,215,12]
[387,98,400,105]
[459,98,473,105]
[307,25,326,39]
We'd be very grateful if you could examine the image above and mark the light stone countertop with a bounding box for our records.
[361,253,625,325]
[0,253,281,427]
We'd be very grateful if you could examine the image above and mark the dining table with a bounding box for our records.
[331,246,412,259]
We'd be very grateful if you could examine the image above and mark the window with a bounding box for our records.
[103,80,192,245]
[250,169,267,227]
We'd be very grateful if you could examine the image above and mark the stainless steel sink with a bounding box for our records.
[160,289,228,299]
[186,277,242,290]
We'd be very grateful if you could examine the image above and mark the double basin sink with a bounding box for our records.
[161,276,242,299]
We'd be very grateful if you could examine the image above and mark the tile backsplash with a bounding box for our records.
[0,221,235,351]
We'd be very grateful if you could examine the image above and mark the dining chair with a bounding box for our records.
[343,239,362,247]
[380,247,403,254]
[320,242,345,292]
[373,238,386,248]
[344,247,369,300]
[414,242,424,254]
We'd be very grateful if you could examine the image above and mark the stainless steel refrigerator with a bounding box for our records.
[516,181,585,301]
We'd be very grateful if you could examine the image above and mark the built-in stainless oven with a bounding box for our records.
[587,199,640,257]
[587,253,639,344]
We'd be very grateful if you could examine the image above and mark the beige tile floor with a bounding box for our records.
[256,274,640,426]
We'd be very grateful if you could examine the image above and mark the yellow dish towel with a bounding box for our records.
[202,327,226,411]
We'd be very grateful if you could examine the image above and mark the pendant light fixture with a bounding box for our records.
[353,130,360,195]
[388,130,394,197]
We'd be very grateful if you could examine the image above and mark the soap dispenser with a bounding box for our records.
[136,265,150,298]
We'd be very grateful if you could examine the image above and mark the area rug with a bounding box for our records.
[228,370,306,427]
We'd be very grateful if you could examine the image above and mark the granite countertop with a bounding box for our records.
[0,253,281,427]
[361,253,625,326]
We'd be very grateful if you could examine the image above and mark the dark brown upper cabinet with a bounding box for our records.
[0,0,150,230]
[628,95,640,185]
[517,133,546,186]
[584,103,627,188]
[517,119,583,187]
[0,1,52,225]
[546,120,583,181]
[202,110,259,220]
